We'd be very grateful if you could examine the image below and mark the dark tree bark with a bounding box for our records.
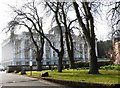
[58,52,64,72]
[58,3,76,68]
[24,24,44,71]
[36,35,44,71]
[36,51,42,71]
[43,2,65,72]
[64,26,75,68]
[73,1,99,74]
[55,2,64,72]
[88,39,99,74]
[36,49,44,71]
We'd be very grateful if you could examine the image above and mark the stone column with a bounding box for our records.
[50,42,53,65]
[29,48,32,61]
[13,40,16,65]
[82,43,85,62]
[87,45,90,61]
[43,40,46,65]
[20,38,25,65]
[95,39,98,57]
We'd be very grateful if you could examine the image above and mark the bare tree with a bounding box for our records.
[58,2,77,68]
[7,1,44,71]
[46,1,78,69]
[73,0,99,74]
[106,1,120,64]
[9,1,71,72]
[45,2,65,72]
[107,1,120,30]
[9,1,66,72]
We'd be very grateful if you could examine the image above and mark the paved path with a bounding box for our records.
[0,71,71,88]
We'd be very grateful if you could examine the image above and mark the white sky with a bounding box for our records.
[0,0,112,62]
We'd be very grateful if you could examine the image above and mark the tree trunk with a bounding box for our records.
[88,40,99,74]
[65,31,75,69]
[73,1,99,74]
[36,60,42,71]
[69,33,75,69]
[69,51,75,68]
[36,50,43,71]
[58,52,63,72]
[46,2,64,72]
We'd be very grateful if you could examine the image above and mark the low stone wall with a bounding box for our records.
[6,65,37,73]
[6,65,55,73]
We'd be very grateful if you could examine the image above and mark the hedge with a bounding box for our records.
[100,64,120,70]
[75,60,112,68]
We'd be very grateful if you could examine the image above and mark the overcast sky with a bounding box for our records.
[0,0,112,62]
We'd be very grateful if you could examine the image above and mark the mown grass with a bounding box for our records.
[25,69,120,85]
[100,64,120,70]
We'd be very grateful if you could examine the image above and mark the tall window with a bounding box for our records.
[73,42,76,50]
[46,50,50,58]
[53,42,56,46]
[79,44,82,50]
[84,43,88,51]
[53,51,56,57]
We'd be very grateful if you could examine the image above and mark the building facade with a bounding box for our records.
[2,26,97,67]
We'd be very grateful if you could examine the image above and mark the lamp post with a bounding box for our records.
[29,60,32,76]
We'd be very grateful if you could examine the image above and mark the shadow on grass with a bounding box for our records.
[42,77,120,88]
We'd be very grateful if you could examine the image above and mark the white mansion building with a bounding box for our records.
[1,26,97,67]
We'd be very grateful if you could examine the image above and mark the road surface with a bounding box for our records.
[0,71,71,88]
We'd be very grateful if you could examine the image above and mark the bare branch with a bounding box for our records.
[68,18,77,29]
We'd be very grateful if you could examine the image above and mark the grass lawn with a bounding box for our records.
[25,69,120,85]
